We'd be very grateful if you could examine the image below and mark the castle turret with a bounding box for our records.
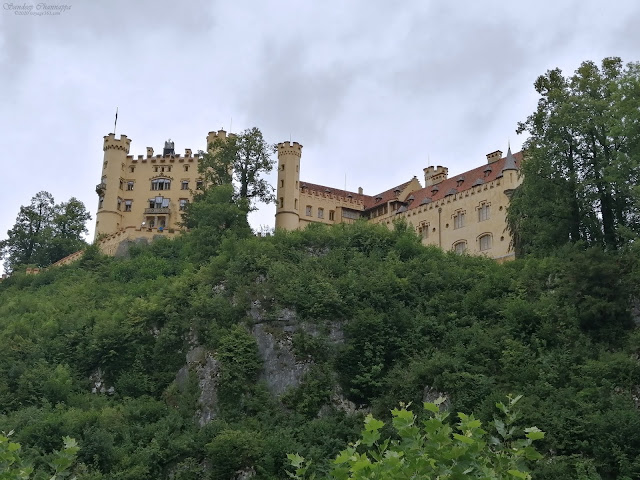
[206,129,233,151]
[275,141,302,230]
[423,165,448,186]
[95,133,131,237]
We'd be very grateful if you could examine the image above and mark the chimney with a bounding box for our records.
[358,187,363,195]
[146,147,154,158]
[486,150,503,164]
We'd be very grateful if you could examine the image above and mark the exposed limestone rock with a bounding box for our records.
[89,368,115,395]
[175,335,220,427]
[252,322,311,396]
[195,353,220,427]
[330,386,363,415]
[234,466,256,479]
[422,385,450,410]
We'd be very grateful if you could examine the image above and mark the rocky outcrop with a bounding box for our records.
[252,322,311,397]
[176,340,221,427]
[89,368,115,395]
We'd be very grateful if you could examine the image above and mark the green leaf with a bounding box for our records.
[507,469,529,479]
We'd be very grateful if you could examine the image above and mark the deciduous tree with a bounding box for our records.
[508,57,640,255]
[0,192,91,272]
[198,127,276,209]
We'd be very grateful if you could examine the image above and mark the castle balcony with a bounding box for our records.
[95,183,106,195]
[144,207,170,215]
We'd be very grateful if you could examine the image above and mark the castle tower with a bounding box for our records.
[95,133,131,237]
[275,141,302,230]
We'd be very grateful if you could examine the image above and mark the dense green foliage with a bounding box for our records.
[0,192,91,273]
[508,57,640,255]
[289,395,545,479]
[0,217,639,479]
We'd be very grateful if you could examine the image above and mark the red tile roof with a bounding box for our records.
[298,150,521,214]
[363,180,415,210]
[406,151,522,211]
[299,179,416,210]
[299,181,369,205]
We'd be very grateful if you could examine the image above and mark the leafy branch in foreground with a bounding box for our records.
[288,395,544,479]
[0,433,79,480]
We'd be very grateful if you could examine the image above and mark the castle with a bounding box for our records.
[275,141,522,261]
[92,130,521,261]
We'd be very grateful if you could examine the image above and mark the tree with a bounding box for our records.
[180,184,252,262]
[288,395,545,479]
[508,57,640,256]
[198,127,276,209]
[0,192,91,272]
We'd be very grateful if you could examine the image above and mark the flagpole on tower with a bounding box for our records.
[114,107,118,135]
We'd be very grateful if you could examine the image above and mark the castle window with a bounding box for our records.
[98,196,104,209]
[479,234,492,251]
[295,181,298,189]
[281,164,285,171]
[306,205,312,216]
[130,166,135,173]
[181,180,189,190]
[124,200,132,212]
[196,180,203,190]
[279,197,284,208]
[318,208,324,219]
[119,179,124,190]
[294,199,298,210]
[453,211,465,229]
[296,165,299,173]
[179,199,188,211]
[184,165,189,172]
[454,241,467,254]
[280,179,284,188]
[329,210,335,221]
[151,178,171,191]
[127,181,134,191]
[478,203,490,221]
[117,197,122,210]
[419,222,429,239]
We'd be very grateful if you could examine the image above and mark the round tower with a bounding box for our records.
[275,141,302,231]
[95,133,130,237]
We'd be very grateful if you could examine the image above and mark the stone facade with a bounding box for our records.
[275,142,523,261]
[95,130,233,238]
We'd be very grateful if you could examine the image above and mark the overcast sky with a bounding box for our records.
[1,0,639,269]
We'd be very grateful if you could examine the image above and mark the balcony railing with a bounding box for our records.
[144,207,170,214]
[95,183,106,195]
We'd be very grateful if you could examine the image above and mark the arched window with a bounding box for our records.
[453,241,467,254]
[479,234,492,251]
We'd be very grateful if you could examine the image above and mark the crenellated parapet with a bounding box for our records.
[277,141,303,157]
[206,129,236,149]
[127,149,196,163]
[300,186,365,206]
[103,133,131,153]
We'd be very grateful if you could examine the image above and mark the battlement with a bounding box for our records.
[300,186,364,206]
[103,133,131,153]
[128,148,196,163]
[424,165,448,186]
[277,141,303,156]
[206,129,236,148]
